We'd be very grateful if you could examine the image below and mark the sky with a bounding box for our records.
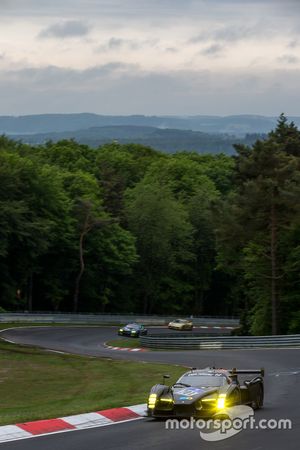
[1,0,300,116]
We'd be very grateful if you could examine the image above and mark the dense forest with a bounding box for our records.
[0,115,299,335]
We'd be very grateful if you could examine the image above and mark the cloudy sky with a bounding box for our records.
[1,0,300,115]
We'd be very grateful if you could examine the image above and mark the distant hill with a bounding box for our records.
[10,125,265,154]
[1,113,300,136]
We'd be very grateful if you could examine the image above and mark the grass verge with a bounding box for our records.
[0,323,70,331]
[0,323,120,331]
[106,338,143,349]
[0,339,183,426]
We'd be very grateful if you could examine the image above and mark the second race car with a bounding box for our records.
[118,323,148,337]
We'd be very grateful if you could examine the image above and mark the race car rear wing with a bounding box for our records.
[229,368,265,377]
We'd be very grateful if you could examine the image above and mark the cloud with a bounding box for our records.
[96,37,139,52]
[38,20,91,39]
[96,37,158,52]
[1,62,300,116]
[165,47,178,53]
[107,38,125,49]
[288,39,299,48]
[104,37,140,50]
[1,0,300,116]
[3,0,300,23]
[189,25,265,45]
[0,62,138,91]
[201,44,224,56]
[214,26,256,42]
[277,54,299,64]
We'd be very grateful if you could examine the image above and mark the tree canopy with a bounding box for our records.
[0,116,299,334]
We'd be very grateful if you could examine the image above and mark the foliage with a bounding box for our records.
[0,117,299,334]
[125,181,194,313]
[217,114,300,334]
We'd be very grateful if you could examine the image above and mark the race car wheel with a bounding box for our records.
[252,385,264,410]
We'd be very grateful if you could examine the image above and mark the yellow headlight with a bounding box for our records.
[148,393,157,409]
[217,394,226,409]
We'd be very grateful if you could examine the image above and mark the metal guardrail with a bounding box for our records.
[140,334,300,349]
[0,313,240,327]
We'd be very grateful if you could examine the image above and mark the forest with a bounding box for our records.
[0,115,299,335]
[10,126,265,155]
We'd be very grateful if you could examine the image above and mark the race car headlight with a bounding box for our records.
[148,394,157,409]
[131,330,137,334]
[201,397,217,402]
[119,328,123,332]
[196,395,217,410]
[217,394,226,410]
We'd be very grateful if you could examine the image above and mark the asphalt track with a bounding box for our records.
[1,326,300,450]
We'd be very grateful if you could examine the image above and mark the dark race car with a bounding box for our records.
[118,323,148,338]
[147,367,264,418]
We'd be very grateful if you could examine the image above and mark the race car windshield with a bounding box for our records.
[178,375,226,387]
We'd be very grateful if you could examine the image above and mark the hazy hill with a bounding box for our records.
[1,113,299,135]
[11,125,264,154]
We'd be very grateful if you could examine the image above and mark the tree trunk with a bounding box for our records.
[27,273,33,312]
[73,231,86,313]
[72,201,108,313]
[143,291,148,314]
[270,196,278,335]
[194,290,204,315]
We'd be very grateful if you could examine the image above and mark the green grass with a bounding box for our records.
[0,323,65,331]
[106,338,143,348]
[0,322,120,331]
[0,339,183,426]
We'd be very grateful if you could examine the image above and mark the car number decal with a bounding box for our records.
[176,388,204,396]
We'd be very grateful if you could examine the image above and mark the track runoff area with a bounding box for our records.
[0,325,299,450]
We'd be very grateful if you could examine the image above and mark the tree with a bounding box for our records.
[72,199,111,312]
[125,180,194,313]
[218,116,300,334]
[187,186,220,314]
[95,142,164,219]
[0,149,72,310]
[142,154,225,315]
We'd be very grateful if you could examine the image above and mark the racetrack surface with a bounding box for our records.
[0,326,299,450]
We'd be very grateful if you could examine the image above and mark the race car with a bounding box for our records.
[168,319,193,331]
[147,367,264,418]
[118,323,148,337]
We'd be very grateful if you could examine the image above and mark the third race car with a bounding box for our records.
[168,319,193,331]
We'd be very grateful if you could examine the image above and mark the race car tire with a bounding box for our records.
[252,385,264,410]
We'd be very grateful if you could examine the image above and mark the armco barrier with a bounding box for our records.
[140,333,300,349]
[0,313,239,327]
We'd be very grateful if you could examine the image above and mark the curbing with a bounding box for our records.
[104,343,147,352]
[0,404,147,444]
